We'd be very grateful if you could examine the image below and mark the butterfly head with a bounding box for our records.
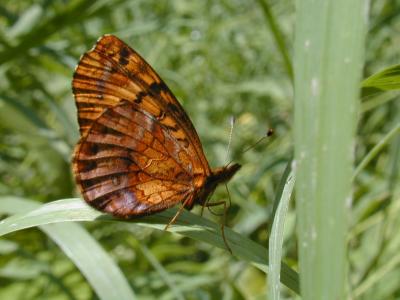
[209,163,241,185]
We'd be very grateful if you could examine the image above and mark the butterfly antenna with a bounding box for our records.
[241,128,274,155]
[224,116,236,165]
[226,128,274,166]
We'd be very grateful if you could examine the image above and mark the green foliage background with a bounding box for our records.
[0,1,399,299]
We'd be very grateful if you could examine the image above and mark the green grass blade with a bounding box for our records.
[294,1,367,299]
[139,244,185,300]
[268,168,295,300]
[361,91,399,114]
[0,0,106,65]
[0,197,136,300]
[353,123,400,180]
[362,64,400,91]
[0,198,300,294]
[353,251,400,298]
[0,95,49,131]
[268,160,293,232]
[41,223,136,300]
[361,64,400,98]
[257,0,293,82]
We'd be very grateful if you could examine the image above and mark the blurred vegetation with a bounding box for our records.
[0,0,399,299]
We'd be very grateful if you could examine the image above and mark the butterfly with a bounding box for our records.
[72,34,241,238]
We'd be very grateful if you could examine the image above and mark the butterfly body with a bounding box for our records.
[72,35,240,219]
[186,163,241,210]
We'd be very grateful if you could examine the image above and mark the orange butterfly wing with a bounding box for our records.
[73,35,208,175]
[72,35,241,218]
[74,102,198,216]
[72,35,211,216]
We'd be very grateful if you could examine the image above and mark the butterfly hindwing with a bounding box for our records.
[73,102,197,216]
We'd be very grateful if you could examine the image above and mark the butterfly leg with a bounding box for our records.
[164,196,192,231]
[204,200,232,254]
[200,201,206,217]
[205,184,233,216]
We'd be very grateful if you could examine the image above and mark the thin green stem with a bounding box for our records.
[257,0,293,82]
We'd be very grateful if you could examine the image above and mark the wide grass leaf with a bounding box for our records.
[0,196,136,300]
[0,198,300,294]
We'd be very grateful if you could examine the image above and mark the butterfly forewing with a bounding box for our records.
[92,36,204,147]
[73,35,209,174]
